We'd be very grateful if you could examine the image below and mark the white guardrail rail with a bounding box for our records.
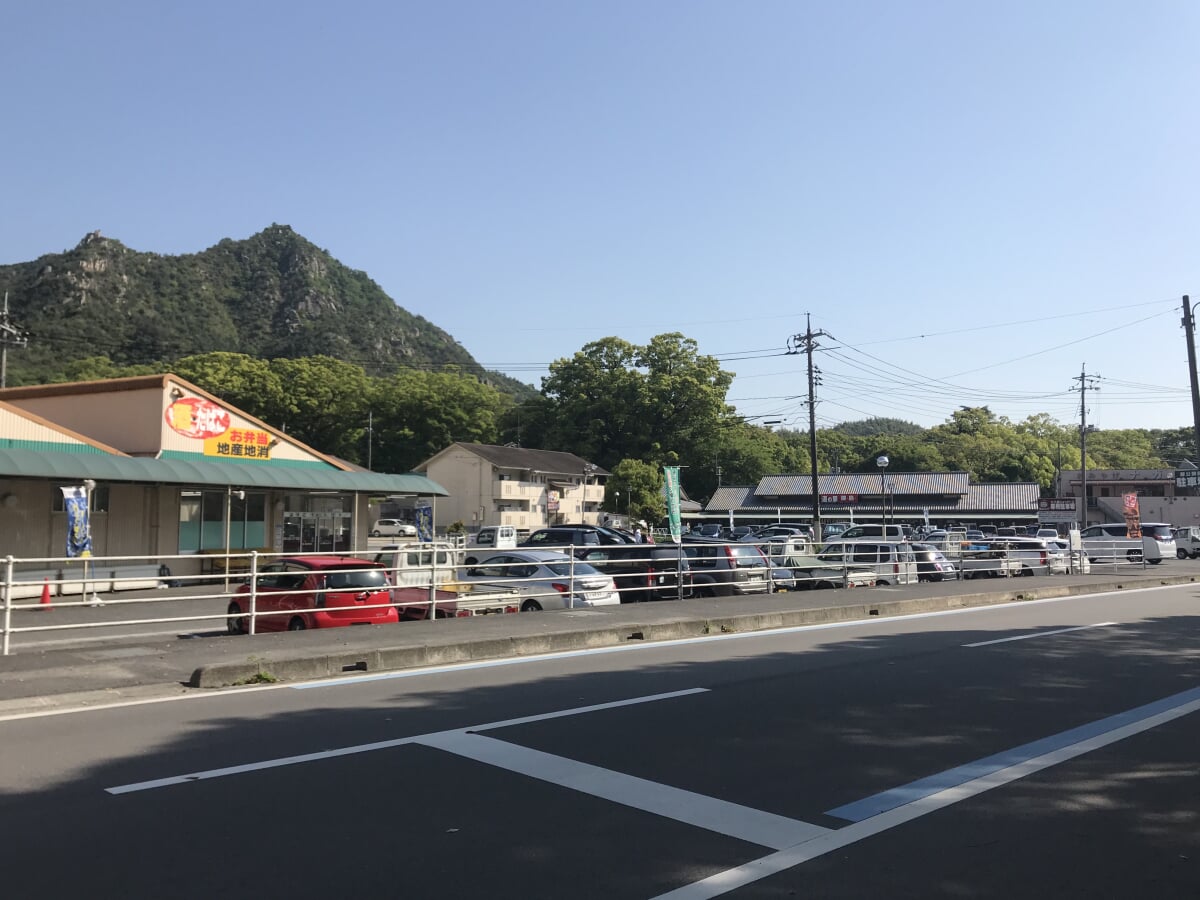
[0,539,1143,655]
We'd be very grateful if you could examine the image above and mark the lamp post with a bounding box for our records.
[876,455,890,529]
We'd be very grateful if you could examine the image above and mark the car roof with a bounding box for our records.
[473,549,573,562]
[288,555,383,568]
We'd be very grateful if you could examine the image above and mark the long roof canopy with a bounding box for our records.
[0,447,448,495]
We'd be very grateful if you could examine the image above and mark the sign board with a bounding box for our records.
[820,493,859,504]
[1176,469,1200,488]
[1037,497,1077,524]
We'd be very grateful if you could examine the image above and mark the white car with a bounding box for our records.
[989,537,1069,575]
[458,549,621,611]
[370,518,417,537]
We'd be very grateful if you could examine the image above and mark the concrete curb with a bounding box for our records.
[188,573,1198,688]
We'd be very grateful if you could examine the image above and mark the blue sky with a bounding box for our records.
[5,1,1199,432]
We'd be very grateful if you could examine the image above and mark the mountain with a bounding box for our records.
[0,225,535,397]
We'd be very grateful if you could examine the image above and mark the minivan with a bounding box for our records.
[836,524,907,543]
[577,545,693,602]
[814,540,919,585]
[471,525,518,551]
[1080,522,1173,564]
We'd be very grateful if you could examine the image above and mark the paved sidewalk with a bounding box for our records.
[1,566,1195,717]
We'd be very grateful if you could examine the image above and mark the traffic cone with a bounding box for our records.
[39,578,52,610]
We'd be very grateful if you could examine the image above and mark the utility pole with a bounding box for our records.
[789,314,831,539]
[0,293,29,389]
[1072,364,1100,529]
[1180,295,1200,465]
[366,410,374,470]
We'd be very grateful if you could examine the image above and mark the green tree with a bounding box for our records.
[525,333,736,498]
[605,459,665,525]
[371,369,510,472]
[173,352,286,422]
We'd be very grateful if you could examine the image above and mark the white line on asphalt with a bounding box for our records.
[104,688,708,794]
[12,629,201,650]
[418,731,828,850]
[652,682,1200,899]
[962,622,1118,647]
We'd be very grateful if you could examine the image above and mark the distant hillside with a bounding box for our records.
[0,225,536,398]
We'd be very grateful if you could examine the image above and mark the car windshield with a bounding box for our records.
[324,567,388,590]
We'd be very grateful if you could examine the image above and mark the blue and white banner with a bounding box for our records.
[415,503,433,542]
[61,485,93,558]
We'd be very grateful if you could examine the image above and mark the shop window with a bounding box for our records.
[178,490,268,553]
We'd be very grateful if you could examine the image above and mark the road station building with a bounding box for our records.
[0,374,446,576]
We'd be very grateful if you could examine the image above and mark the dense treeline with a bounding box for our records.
[52,335,1192,526]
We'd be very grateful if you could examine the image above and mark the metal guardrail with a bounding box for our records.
[0,538,1156,655]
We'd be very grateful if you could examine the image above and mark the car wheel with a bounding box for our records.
[287,617,306,631]
[1126,549,1144,563]
[877,579,890,586]
[1178,548,1189,560]
[520,599,543,612]
[226,602,246,635]
[1022,566,1035,577]
[370,530,380,537]
[1148,558,1161,565]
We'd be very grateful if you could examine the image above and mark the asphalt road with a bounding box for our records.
[2,580,1198,898]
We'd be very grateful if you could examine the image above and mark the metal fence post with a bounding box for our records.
[428,548,438,622]
[2,556,13,656]
[568,546,576,609]
[248,551,259,635]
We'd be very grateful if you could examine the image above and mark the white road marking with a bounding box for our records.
[104,688,707,794]
[653,682,1200,899]
[419,731,828,850]
[962,621,1118,647]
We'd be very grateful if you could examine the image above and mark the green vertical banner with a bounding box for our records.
[663,466,682,543]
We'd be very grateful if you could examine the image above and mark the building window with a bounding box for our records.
[52,484,110,513]
[178,490,267,552]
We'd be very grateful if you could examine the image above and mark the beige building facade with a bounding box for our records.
[416,443,606,535]
[0,374,446,571]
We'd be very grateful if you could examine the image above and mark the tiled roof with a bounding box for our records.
[434,443,610,477]
[755,472,970,496]
[705,473,1039,516]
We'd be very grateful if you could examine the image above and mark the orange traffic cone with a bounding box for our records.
[39,578,53,610]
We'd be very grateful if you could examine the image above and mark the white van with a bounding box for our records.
[814,540,919,585]
[1080,523,1173,564]
[370,518,417,537]
[836,524,908,543]
[470,525,518,553]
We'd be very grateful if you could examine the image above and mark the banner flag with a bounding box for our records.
[61,485,93,558]
[415,503,434,542]
[663,466,682,543]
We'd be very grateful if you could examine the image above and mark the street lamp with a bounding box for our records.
[876,455,890,528]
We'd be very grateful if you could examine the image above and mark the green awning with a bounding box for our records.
[0,448,448,496]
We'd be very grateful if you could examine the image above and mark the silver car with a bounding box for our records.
[458,549,620,611]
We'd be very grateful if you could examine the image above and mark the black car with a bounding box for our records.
[521,525,628,551]
[910,542,959,582]
[576,545,693,602]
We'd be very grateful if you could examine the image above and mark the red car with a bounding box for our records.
[226,556,399,634]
